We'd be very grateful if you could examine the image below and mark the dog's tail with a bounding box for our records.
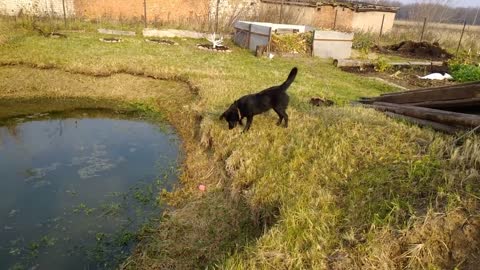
[280,67,298,90]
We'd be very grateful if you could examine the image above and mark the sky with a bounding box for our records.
[397,0,480,7]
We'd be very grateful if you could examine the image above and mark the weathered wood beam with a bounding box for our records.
[379,81,480,97]
[372,84,480,104]
[371,102,480,128]
[384,112,461,134]
[333,59,444,68]
[408,97,480,109]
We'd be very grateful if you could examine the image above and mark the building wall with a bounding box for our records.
[210,0,260,26]
[74,0,209,23]
[1,0,74,16]
[313,5,354,31]
[259,2,315,25]
[351,11,396,33]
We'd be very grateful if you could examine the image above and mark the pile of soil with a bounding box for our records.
[196,44,231,53]
[375,41,453,60]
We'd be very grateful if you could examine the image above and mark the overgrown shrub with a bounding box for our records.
[270,32,313,55]
[352,31,375,56]
[450,64,480,82]
[375,57,393,72]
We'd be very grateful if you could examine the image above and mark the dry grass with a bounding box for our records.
[386,20,480,54]
[1,18,479,269]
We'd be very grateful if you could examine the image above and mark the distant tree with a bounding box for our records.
[395,0,479,25]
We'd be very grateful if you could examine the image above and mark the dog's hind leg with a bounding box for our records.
[273,108,284,126]
[282,111,289,128]
[274,108,288,128]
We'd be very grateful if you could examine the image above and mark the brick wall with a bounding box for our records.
[1,0,75,16]
[313,5,354,31]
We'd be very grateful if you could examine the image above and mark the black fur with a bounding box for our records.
[220,67,298,132]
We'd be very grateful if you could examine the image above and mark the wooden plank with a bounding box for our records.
[408,97,480,109]
[371,102,480,128]
[379,81,480,97]
[314,38,353,42]
[373,84,480,104]
[384,112,461,134]
[333,59,444,68]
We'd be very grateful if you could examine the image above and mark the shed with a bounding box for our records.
[234,21,353,59]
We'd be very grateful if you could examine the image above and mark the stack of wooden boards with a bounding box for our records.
[357,82,480,134]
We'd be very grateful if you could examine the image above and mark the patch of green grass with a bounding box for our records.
[450,64,480,82]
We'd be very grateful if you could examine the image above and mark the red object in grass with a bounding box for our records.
[198,184,206,191]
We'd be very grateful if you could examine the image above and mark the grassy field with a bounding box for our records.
[1,18,479,270]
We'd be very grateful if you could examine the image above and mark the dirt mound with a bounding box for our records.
[376,41,453,60]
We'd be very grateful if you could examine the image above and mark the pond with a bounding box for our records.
[0,110,180,270]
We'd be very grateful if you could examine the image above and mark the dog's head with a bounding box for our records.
[220,103,241,130]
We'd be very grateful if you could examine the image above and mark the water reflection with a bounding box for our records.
[0,111,179,270]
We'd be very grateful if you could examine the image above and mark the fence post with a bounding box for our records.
[420,17,427,42]
[62,0,67,28]
[379,14,385,37]
[143,0,147,28]
[456,20,467,55]
[333,9,338,30]
[267,27,272,55]
[215,0,220,33]
[247,23,252,49]
[279,0,284,24]
[473,7,480,26]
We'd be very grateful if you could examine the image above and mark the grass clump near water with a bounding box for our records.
[0,17,479,269]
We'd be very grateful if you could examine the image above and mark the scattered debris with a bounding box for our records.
[374,41,453,60]
[100,37,122,43]
[340,59,454,89]
[310,97,335,107]
[98,28,136,36]
[33,26,67,39]
[418,73,453,80]
[145,39,178,45]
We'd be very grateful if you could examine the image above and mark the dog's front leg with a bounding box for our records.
[242,116,253,133]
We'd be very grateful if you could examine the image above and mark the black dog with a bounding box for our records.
[220,67,298,132]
